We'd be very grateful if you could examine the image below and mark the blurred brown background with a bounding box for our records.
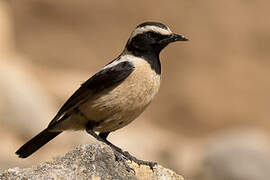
[1,0,270,179]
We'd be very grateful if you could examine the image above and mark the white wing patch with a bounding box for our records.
[102,54,136,70]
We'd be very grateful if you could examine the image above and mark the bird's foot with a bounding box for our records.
[106,141,157,171]
[118,150,157,171]
[85,128,156,171]
[103,138,157,171]
[102,138,157,170]
[114,151,135,173]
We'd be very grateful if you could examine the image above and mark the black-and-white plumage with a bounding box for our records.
[16,22,188,168]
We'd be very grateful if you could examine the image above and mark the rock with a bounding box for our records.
[0,0,56,137]
[0,0,15,57]
[0,142,184,180]
[194,129,270,180]
[0,60,56,136]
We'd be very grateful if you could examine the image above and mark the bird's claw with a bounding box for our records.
[114,151,135,173]
[114,149,157,171]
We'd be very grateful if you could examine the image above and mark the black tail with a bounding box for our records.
[16,128,62,158]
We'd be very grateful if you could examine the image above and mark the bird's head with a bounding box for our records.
[126,22,188,57]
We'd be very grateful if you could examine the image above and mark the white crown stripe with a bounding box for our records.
[130,25,172,39]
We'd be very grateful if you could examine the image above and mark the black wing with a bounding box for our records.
[48,61,134,127]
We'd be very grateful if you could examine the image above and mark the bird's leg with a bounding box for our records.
[85,127,134,172]
[85,123,156,170]
[98,132,157,170]
[99,132,109,140]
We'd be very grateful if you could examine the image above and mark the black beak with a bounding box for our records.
[158,33,188,45]
[169,33,188,42]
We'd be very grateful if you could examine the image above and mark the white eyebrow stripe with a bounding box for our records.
[130,25,172,39]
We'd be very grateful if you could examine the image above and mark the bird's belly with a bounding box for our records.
[80,60,161,132]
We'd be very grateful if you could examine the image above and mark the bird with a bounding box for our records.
[16,21,188,169]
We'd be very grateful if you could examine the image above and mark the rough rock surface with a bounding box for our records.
[194,130,270,180]
[0,142,184,180]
